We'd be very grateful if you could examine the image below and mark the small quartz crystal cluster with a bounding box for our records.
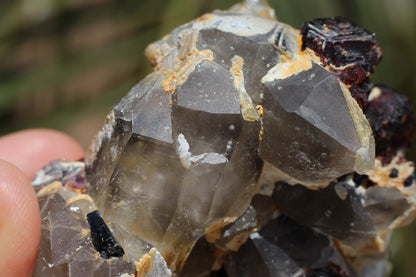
[32,1,416,276]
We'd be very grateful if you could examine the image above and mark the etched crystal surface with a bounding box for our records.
[31,1,416,276]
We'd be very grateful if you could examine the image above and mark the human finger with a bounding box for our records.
[0,129,85,179]
[0,160,41,277]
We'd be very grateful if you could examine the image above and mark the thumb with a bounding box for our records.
[0,160,41,277]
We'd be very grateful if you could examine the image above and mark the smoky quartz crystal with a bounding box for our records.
[32,1,416,276]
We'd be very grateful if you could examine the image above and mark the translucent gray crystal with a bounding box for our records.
[363,186,410,231]
[34,185,137,277]
[85,4,374,271]
[32,161,173,277]
[224,233,303,277]
[31,1,416,275]
[272,181,376,243]
[224,215,355,277]
[261,63,360,183]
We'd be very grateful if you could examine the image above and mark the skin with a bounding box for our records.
[0,129,84,277]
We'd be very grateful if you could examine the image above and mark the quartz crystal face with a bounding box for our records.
[85,0,375,271]
[32,1,416,276]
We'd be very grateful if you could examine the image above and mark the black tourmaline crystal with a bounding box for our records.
[301,17,382,85]
[87,210,125,259]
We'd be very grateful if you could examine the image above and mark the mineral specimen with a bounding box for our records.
[87,210,125,259]
[32,0,416,276]
[300,17,382,85]
[33,161,171,277]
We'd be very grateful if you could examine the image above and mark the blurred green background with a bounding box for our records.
[0,0,414,276]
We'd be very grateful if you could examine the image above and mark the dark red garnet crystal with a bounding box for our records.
[301,17,382,85]
[365,86,415,163]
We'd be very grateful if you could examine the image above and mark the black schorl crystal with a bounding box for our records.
[389,168,399,178]
[301,17,382,85]
[404,174,414,187]
[87,210,125,259]
[352,172,374,188]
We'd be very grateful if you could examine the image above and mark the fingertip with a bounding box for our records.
[0,129,85,179]
[0,160,40,277]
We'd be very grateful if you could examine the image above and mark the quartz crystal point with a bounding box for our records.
[224,215,355,277]
[85,0,374,271]
[33,163,133,276]
[32,161,172,277]
[31,1,416,276]
[218,163,416,277]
